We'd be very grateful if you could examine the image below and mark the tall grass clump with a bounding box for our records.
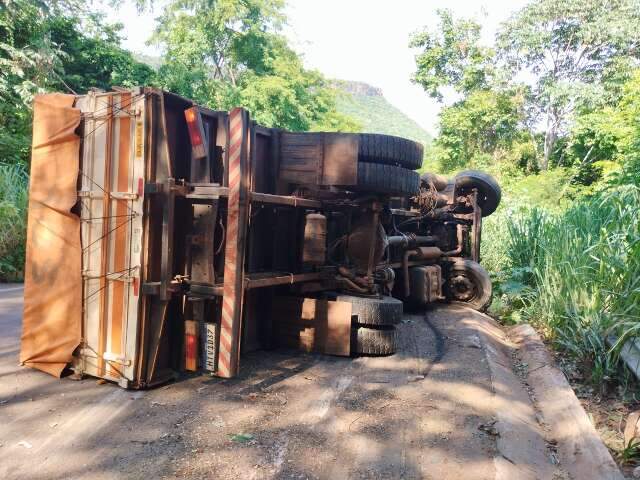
[0,163,28,281]
[480,210,511,274]
[505,185,640,384]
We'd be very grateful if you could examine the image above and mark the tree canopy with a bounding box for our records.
[497,0,640,169]
[0,0,156,165]
[412,1,640,177]
[0,0,359,168]
[410,9,494,100]
[151,0,358,131]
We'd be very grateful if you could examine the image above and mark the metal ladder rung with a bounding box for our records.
[78,190,139,200]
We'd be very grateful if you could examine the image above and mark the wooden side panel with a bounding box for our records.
[272,297,352,356]
[251,130,271,193]
[278,132,358,187]
[321,133,358,185]
[279,132,322,185]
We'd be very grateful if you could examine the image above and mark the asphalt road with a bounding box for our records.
[0,285,564,480]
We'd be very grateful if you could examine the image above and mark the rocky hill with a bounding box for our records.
[332,80,432,147]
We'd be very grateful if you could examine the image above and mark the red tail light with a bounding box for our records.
[185,320,198,371]
[185,107,207,159]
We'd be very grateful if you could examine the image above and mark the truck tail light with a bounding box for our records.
[185,320,198,371]
[185,107,207,159]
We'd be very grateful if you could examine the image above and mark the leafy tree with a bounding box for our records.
[0,0,62,165]
[615,71,640,182]
[410,9,494,100]
[49,16,156,94]
[431,88,529,173]
[570,70,640,184]
[411,10,532,174]
[0,0,156,166]
[498,0,640,169]
[152,0,358,131]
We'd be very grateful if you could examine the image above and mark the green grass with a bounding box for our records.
[487,184,640,386]
[618,438,640,465]
[0,163,28,281]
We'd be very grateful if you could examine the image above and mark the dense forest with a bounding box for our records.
[2,0,640,396]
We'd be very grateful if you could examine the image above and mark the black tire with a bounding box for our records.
[454,170,501,217]
[354,162,420,196]
[337,294,403,326]
[444,259,492,311]
[358,133,423,170]
[354,326,397,355]
[420,172,449,191]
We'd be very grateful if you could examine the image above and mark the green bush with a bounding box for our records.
[492,185,640,385]
[0,164,28,281]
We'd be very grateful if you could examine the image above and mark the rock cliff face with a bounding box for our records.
[334,80,384,97]
[333,79,432,150]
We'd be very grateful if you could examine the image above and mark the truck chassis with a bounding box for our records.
[23,88,501,388]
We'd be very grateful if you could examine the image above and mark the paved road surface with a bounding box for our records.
[0,285,562,479]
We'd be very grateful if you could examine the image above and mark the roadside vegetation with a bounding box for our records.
[411,0,640,390]
[0,163,27,281]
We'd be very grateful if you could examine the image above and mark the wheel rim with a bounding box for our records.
[448,274,477,302]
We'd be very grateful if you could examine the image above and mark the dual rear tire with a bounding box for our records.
[336,260,492,356]
[335,133,423,196]
[336,294,402,356]
[330,137,495,348]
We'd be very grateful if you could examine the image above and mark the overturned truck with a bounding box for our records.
[20,88,500,388]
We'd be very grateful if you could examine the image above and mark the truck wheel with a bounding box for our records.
[454,170,501,217]
[354,326,397,355]
[358,133,423,170]
[444,259,492,311]
[337,294,402,326]
[354,162,420,196]
[420,172,449,191]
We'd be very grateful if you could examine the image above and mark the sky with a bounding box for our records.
[110,0,531,134]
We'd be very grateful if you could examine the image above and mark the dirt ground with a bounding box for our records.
[0,285,600,479]
[550,351,640,478]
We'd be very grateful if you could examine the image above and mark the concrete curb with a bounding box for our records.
[510,324,624,480]
[454,307,560,479]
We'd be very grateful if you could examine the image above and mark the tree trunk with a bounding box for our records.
[542,114,557,171]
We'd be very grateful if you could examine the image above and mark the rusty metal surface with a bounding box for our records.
[408,265,443,304]
[272,296,352,356]
[188,203,217,285]
[320,133,358,186]
[279,132,358,187]
[217,108,251,379]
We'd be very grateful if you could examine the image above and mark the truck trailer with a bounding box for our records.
[20,88,501,388]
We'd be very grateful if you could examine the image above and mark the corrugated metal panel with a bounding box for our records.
[73,89,147,386]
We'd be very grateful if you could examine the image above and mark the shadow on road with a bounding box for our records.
[0,289,554,480]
